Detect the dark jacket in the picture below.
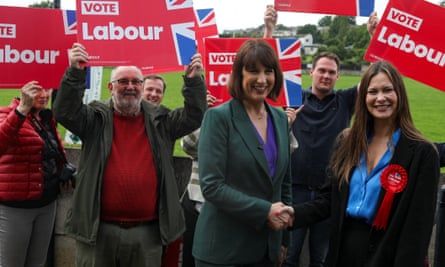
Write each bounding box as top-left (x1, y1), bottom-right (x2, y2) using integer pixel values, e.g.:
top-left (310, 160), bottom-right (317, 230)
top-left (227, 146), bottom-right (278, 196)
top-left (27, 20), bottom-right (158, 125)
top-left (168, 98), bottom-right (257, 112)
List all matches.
top-left (292, 133), bottom-right (439, 267)
top-left (193, 99), bottom-right (292, 264)
top-left (435, 142), bottom-right (445, 167)
top-left (53, 67), bottom-right (207, 245)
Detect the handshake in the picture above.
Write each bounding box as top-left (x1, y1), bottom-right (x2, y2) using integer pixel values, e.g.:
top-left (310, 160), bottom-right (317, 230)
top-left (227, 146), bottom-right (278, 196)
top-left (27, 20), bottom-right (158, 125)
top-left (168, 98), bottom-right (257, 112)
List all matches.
top-left (267, 202), bottom-right (294, 230)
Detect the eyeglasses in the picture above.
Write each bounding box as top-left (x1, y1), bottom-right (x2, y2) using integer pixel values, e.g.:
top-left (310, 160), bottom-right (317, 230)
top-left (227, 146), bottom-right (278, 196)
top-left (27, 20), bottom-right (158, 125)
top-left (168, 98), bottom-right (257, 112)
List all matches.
top-left (111, 78), bottom-right (143, 86)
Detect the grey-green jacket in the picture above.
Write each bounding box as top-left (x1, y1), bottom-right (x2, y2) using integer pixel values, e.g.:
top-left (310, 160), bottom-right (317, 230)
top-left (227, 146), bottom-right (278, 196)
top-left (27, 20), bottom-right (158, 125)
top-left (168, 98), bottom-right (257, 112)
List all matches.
top-left (53, 67), bottom-right (207, 245)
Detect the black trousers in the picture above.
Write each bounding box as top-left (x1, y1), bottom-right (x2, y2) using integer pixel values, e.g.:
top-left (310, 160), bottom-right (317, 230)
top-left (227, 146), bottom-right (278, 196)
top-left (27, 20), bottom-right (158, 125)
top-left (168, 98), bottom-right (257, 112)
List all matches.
top-left (182, 193), bottom-right (200, 267)
top-left (337, 217), bottom-right (374, 267)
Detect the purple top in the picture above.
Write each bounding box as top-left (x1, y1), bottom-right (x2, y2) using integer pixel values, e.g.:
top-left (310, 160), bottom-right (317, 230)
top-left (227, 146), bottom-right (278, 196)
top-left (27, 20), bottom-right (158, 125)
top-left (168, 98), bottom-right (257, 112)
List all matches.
top-left (254, 113), bottom-right (277, 177)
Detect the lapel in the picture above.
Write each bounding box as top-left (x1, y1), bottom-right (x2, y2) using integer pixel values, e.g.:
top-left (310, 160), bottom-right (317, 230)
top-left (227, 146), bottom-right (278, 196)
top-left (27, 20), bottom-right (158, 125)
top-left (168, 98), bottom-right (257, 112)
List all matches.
top-left (268, 106), bottom-right (288, 181)
top-left (230, 99), bottom-right (289, 181)
top-left (375, 133), bottom-right (415, 204)
top-left (230, 99), bottom-right (270, 178)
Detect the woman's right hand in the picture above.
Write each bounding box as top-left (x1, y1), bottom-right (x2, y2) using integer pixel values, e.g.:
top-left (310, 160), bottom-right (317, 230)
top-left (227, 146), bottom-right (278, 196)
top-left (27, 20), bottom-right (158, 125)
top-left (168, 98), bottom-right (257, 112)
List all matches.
top-left (17, 81), bottom-right (41, 115)
top-left (267, 202), bottom-right (294, 230)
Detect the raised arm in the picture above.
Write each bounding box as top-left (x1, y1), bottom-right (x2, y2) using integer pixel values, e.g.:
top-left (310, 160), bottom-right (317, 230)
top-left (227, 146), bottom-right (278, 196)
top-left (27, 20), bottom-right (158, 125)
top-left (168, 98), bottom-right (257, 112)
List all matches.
top-left (263, 5), bottom-right (277, 38)
top-left (367, 11), bottom-right (379, 38)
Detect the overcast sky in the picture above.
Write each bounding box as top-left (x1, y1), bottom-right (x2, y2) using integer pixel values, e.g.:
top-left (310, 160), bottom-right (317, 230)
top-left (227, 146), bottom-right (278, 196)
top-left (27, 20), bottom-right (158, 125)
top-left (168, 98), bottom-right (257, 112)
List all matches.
top-left (0, 0), bottom-right (439, 32)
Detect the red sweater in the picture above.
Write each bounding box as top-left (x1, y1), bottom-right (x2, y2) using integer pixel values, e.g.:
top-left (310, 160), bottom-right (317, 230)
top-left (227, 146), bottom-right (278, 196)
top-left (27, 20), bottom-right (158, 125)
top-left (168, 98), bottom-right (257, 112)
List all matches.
top-left (101, 112), bottom-right (159, 222)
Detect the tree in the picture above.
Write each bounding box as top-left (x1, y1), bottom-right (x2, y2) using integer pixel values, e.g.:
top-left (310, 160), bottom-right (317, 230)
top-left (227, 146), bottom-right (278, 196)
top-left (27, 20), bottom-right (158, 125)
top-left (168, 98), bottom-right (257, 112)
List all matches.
top-left (298, 24), bottom-right (323, 43)
top-left (327, 16), bottom-right (352, 39)
top-left (318, 16), bottom-right (332, 27)
top-left (440, 0), bottom-right (445, 7)
top-left (29, 0), bottom-right (54, 8)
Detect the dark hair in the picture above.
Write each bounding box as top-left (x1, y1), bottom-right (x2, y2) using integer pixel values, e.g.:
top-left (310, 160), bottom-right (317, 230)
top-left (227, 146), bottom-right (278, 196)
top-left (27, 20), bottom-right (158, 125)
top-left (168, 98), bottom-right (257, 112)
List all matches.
top-left (143, 74), bottom-right (167, 93)
top-left (312, 51), bottom-right (341, 71)
top-left (329, 61), bottom-right (427, 184)
top-left (228, 39), bottom-right (283, 101)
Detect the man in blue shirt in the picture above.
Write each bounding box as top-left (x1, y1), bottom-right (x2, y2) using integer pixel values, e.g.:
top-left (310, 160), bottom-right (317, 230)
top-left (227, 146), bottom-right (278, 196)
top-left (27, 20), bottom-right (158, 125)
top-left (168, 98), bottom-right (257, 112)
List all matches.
top-left (285, 51), bottom-right (357, 267)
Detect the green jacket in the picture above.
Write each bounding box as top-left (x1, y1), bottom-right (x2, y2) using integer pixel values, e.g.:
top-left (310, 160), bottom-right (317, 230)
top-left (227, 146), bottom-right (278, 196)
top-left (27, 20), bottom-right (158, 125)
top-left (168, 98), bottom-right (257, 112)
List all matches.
top-left (53, 67), bottom-right (207, 245)
top-left (193, 99), bottom-right (292, 264)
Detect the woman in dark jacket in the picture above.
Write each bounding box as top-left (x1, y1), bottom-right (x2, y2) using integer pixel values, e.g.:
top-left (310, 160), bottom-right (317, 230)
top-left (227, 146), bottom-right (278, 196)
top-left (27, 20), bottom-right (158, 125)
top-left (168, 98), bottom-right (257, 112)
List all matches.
top-left (288, 61), bottom-right (439, 267)
top-left (0, 81), bottom-right (68, 266)
top-left (193, 39), bottom-right (292, 267)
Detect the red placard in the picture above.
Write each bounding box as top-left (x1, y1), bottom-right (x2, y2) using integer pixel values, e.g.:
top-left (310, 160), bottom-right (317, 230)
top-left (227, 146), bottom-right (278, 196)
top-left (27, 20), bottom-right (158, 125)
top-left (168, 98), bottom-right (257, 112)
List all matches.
top-left (142, 7), bottom-right (219, 75)
top-left (0, 6), bottom-right (76, 89)
top-left (364, 0), bottom-right (445, 92)
top-left (205, 38), bottom-right (302, 108)
top-left (274, 0), bottom-right (374, 16)
top-left (77, 0), bottom-right (196, 70)
top-left (194, 8), bottom-right (218, 67)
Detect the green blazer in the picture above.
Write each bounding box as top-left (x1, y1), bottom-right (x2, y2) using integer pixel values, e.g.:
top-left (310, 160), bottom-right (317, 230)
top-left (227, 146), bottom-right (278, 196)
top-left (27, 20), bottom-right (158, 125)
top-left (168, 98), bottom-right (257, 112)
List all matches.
top-left (193, 99), bottom-right (292, 265)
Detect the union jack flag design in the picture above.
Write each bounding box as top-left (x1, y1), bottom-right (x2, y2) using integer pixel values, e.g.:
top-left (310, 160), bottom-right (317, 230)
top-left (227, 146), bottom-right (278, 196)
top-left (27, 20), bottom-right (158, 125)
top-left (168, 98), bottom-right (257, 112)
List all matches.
top-left (275, 0), bottom-right (374, 17)
top-left (194, 8), bottom-right (219, 65)
top-left (357, 0), bottom-right (375, 16)
top-left (195, 8), bottom-right (216, 28)
top-left (62, 10), bottom-right (76, 35)
top-left (275, 38), bottom-right (302, 107)
top-left (204, 38), bottom-right (301, 107)
top-left (144, 7), bottom-right (216, 74)
top-left (171, 22), bottom-right (196, 66)
top-left (166, 0), bottom-right (193, 10)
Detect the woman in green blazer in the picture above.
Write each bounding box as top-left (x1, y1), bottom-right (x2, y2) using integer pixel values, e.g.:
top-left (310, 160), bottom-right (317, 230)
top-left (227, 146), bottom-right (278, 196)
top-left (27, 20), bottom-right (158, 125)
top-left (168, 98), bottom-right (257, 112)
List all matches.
top-left (192, 39), bottom-right (292, 266)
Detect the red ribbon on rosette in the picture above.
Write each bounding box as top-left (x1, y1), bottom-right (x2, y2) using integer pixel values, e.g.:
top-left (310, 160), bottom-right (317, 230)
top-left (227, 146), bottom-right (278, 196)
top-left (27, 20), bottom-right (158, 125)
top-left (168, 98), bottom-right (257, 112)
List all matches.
top-left (372, 164), bottom-right (408, 230)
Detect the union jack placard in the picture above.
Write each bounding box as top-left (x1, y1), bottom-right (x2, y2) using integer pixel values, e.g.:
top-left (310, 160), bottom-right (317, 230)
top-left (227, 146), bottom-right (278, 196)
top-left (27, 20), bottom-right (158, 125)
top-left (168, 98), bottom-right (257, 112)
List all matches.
top-left (76, 0), bottom-right (196, 69)
top-left (204, 38), bottom-right (302, 107)
top-left (275, 0), bottom-right (374, 16)
top-left (142, 7), bottom-right (219, 75)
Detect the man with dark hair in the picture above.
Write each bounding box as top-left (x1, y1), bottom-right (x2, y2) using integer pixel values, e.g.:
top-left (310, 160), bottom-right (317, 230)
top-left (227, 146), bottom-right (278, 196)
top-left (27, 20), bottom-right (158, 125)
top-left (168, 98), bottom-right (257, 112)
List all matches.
top-left (143, 74), bottom-right (167, 106)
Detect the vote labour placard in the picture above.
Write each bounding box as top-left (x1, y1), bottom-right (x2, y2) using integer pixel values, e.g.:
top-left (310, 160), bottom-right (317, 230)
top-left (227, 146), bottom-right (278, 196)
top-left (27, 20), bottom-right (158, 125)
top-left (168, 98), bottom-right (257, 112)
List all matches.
top-left (364, 0), bottom-right (445, 92)
top-left (274, 0), bottom-right (374, 16)
top-left (77, 0), bottom-right (196, 69)
top-left (142, 7), bottom-right (219, 75)
top-left (204, 38), bottom-right (302, 107)
top-left (0, 6), bottom-right (76, 89)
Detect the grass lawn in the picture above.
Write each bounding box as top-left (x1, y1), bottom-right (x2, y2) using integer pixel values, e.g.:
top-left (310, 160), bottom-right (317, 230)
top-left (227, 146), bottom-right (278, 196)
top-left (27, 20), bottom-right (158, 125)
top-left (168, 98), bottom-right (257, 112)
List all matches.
top-left (1, 69), bottom-right (444, 161)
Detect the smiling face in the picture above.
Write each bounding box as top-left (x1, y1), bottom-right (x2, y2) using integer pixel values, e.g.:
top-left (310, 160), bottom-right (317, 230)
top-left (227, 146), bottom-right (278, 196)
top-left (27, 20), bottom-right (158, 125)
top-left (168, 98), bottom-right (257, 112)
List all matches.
top-left (143, 78), bottom-right (165, 105)
top-left (366, 72), bottom-right (398, 124)
top-left (228, 39), bottom-right (283, 102)
top-left (108, 66), bottom-right (143, 112)
top-left (241, 63), bottom-right (275, 105)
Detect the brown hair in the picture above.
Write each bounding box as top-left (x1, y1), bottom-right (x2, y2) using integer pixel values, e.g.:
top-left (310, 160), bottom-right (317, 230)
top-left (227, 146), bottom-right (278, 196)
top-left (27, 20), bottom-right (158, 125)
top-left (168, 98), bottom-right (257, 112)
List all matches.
top-left (329, 61), bottom-right (428, 185)
top-left (312, 51), bottom-right (341, 71)
top-left (143, 74), bottom-right (167, 93)
top-left (227, 39), bottom-right (283, 101)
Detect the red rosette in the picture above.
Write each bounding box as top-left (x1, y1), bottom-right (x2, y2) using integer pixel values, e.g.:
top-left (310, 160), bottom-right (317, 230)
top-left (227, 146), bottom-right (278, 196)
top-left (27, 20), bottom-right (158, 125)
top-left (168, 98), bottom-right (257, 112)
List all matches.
top-left (372, 164), bottom-right (408, 230)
